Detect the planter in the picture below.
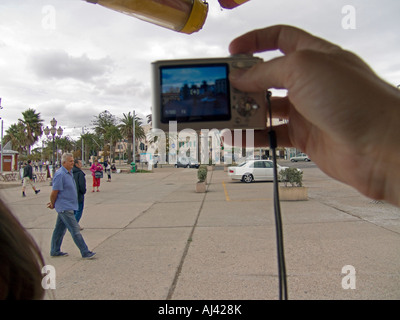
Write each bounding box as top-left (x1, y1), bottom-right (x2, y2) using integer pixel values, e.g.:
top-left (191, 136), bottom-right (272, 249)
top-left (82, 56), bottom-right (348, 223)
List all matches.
top-left (279, 186), bottom-right (308, 201)
top-left (208, 165), bottom-right (215, 171)
top-left (195, 181), bottom-right (206, 193)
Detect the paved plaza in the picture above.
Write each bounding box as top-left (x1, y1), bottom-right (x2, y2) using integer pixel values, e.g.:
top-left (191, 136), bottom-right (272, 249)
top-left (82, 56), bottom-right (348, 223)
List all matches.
top-left (1, 162), bottom-right (399, 300)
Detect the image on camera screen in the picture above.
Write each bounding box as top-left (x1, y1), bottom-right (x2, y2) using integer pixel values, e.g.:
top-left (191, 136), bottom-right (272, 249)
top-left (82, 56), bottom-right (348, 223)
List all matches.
top-left (160, 64), bottom-right (231, 123)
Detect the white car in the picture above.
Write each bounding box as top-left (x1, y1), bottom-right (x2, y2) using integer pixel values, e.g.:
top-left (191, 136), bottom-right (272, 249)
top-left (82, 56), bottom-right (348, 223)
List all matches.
top-left (227, 160), bottom-right (289, 183)
top-left (290, 153), bottom-right (310, 162)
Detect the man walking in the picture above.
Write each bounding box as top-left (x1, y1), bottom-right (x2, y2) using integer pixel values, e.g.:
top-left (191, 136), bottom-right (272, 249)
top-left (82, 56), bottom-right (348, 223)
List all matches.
top-left (72, 159), bottom-right (86, 229)
top-left (47, 153), bottom-right (95, 259)
top-left (22, 159), bottom-right (40, 197)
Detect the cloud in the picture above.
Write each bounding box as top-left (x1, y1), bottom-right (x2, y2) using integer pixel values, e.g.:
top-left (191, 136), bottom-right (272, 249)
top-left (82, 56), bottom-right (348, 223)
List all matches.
top-left (29, 49), bottom-right (114, 82)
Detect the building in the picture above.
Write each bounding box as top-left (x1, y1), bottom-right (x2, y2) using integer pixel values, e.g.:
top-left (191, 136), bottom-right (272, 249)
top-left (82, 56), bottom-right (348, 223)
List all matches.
top-left (0, 141), bottom-right (19, 171)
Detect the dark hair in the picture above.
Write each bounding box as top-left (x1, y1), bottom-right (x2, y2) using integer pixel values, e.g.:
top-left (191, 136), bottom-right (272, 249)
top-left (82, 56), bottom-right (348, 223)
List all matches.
top-left (0, 198), bottom-right (45, 299)
top-left (74, 159), bottom-right (81, 165)
top-left (27, 160), bottom-right (31, 164)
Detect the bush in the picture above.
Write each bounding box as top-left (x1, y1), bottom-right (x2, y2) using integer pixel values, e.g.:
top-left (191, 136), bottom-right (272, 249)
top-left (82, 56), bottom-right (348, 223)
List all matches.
top-left (197, 165), bottom-right (208, 182)
top-left (279, 167), bottom-right (303, 187)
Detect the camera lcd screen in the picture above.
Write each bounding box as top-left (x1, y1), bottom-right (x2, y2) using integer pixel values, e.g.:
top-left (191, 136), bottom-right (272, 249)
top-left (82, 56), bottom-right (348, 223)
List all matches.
top-left (159, 64), bottom-right (231, 123)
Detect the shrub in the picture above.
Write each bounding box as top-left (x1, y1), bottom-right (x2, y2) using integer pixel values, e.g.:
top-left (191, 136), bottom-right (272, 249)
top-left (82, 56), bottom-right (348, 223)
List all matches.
top-left (197, 165), bottom-right (208, 182)
top-left (279, 167), bottom-right (303, 187)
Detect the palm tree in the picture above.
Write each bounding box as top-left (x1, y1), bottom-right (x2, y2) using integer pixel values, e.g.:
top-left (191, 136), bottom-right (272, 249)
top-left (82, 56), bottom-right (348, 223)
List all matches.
top-left (105, 125), bottom-right (122, 162)
top-left (119, 112), bottom-right (134, 163)
top-left (19, 108), bottom-right (44, 155)
top-left (55, 136), bottom-right (75, 154)
top-left (4, 123), bottom-right (26, 154)
top-left (79, 132), bottom-right (102, 164)
top-left (119, 112), bottom-right (145, 163)
top-left (92, 110), bottom-right (119, 160)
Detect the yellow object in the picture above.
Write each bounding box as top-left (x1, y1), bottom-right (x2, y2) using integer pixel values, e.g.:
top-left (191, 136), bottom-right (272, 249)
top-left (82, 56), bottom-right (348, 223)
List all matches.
top-left (85, 0), bottom-right (208, 34)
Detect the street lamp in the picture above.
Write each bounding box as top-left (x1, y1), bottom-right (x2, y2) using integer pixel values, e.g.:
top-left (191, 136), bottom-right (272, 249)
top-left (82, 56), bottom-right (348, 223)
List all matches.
top-left (43, 117), bottom-right (63, 185)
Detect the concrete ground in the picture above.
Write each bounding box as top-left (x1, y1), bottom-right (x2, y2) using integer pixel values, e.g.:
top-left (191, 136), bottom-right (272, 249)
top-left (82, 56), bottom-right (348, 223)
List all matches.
top-left (1, 162), bottom-right (399, 300)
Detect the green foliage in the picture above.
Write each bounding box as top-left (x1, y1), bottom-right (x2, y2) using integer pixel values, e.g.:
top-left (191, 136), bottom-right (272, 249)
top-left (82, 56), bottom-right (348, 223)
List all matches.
top-left (197, 165), bottom-right (208, 182)
top-left (279, 167), bottom-right (303, 187)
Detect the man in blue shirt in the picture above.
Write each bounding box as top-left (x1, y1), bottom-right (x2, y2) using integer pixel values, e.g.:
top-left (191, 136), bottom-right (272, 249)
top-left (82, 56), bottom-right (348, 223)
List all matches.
top-left (47, 153), bottom-right (95, 259)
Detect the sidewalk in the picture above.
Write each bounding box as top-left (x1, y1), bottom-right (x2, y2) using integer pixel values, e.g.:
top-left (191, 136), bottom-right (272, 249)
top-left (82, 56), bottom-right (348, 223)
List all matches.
top-left (1, 164), bottom-right (399, 300)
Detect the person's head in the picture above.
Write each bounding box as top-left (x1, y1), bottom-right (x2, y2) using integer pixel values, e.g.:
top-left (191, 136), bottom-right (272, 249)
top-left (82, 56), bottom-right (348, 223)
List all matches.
top-left (0, 197), bottom-right (45, 299)
top-left (27, 160), bottom-right (31, 164)
top-left (61, 153), bottom-right (74, 171)
top-left (94, 158), bottom-right (98, 164)
top-left (74, 159), bottom-right (82, 169)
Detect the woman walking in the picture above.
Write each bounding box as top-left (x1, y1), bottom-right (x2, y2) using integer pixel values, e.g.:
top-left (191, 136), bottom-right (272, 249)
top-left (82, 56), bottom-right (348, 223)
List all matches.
top-left (90, 158), bottom-right (103, 192)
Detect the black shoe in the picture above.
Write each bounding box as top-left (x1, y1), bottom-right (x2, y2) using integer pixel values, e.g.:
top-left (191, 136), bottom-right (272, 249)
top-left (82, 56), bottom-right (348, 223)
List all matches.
top-left (35, 190), bottom-right (40, 194)
top-left (82, 251), bottom-right (96, 259)
top-left (51, 252), bottom-right (69, 257)
top-left (22, 192), bottom-right (26, 197)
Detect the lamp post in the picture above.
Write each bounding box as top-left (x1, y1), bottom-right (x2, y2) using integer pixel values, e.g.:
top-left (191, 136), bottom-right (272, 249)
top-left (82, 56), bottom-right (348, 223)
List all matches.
top-left (43, 117), bottom-right (63, 185)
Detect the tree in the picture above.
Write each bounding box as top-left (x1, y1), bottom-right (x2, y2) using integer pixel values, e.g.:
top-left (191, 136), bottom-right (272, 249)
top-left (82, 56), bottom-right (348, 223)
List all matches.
top-left (119, 112), bottom-right (145, 163)
top-left (105, 125), bottom-right (122, 162)
top-left (118, 112), bottom-right (134, 163)
top-left (4, 123), bottom-right (26, 154)
top-left (19, 108), bottom-right (44, 155)
top-left (92, 110), bottom-right (121, 162)
top-left (79, 132), bottom-right (102, 164)
top-left (55, 136), bottom-right (75, 155)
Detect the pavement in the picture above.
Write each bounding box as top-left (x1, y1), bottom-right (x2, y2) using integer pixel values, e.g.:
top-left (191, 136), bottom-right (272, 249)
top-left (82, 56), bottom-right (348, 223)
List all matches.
top-left (1, 162), bottom-right (400, 300)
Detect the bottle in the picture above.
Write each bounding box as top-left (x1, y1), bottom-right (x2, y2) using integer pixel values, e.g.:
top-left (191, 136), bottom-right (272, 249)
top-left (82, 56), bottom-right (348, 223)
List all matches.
top-left (84, 0), bottom-right (208, 34)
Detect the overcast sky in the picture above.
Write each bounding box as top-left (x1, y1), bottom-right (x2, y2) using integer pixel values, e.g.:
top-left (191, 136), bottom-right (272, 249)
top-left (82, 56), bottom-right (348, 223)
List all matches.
top-left (0, 0), bottom-right (399, 142)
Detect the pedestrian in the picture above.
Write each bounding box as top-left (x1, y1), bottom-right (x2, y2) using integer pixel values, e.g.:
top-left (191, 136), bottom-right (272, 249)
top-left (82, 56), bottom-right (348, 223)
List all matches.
top-left (72, 159), bottom-right (86, 230)
top-left (90, 158), bottom-right (103, 192)
top-left (105, 162), bottom-right (111, 182)
top-left (228, 25), bottom-right (400, 207)
top-left (22, 160), bottom-right (40, 197)
top-left (47, 153), bottom-right (95, 259)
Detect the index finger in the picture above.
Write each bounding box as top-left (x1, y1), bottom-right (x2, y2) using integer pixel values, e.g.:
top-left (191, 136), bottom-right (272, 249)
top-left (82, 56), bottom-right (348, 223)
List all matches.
top-left (229, 25), bottom-right (341, 55)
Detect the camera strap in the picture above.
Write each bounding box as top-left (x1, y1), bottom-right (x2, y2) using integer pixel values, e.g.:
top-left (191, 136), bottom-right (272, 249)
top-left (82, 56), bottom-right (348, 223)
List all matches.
top-left (267, 91), bottom-right (288, 300)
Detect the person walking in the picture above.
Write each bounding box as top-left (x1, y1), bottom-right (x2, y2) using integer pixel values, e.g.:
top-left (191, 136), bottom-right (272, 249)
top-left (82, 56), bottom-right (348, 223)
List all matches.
top-left (105, 161), bottom-right (112, 182)
top-left (47, 153), bottom-right (95, 259)
top-left (89, 158), bottom-right (103, 192)
top-left (22, 160), bottom-right (40, 197)
top-left (72, 159), bottom-right (86, 230)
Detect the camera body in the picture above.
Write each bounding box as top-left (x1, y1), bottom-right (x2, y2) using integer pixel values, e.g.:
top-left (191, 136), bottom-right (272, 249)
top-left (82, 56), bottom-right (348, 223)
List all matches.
top-left (152, 55), bottom-right (266, 131)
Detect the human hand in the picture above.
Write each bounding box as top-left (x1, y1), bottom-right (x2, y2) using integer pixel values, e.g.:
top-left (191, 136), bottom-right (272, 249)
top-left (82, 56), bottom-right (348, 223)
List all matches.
top-left (47, 202), bottom-right (54, 209)
top-left (229, 25), bottom-right (400, 206)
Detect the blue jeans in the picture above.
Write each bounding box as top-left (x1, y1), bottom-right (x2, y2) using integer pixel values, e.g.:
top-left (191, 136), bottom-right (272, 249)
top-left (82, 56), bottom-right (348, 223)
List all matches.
top-left (51, 210), bottom-right (90, 257)
top-left (74, 201), bottom-right (84, 223)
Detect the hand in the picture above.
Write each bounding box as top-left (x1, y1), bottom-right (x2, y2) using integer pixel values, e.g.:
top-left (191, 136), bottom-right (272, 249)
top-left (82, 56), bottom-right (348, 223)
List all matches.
top-left (229, 25), bottom-right (400, 206)
top-left (47, 202), bottom-right (54, 209)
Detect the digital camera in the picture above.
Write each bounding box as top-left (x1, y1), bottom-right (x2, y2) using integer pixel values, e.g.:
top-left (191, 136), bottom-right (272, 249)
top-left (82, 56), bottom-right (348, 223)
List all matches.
top-left (151, 55), bottom-right (267, 131)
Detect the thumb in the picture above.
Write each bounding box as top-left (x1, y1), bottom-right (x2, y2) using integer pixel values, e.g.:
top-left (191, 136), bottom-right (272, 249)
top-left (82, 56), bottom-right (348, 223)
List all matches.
top-left (229, 56), bottom-right (288, 92)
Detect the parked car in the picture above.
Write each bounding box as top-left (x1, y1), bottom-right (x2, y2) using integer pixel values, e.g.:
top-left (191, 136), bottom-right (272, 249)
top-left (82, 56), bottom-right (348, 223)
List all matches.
top-left (175, 157), bottom-right (200, 168)
top-left (290, 153), bottom-right (310, 162)
top-left (227, 160), bottom-right (289, 183)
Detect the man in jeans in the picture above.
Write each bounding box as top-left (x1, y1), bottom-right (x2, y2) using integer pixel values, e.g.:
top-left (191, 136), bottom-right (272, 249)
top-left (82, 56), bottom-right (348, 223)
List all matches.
top-left (47, 153), bottom-right (96, 259)
top-left (22, 159), bottom-right (40, 197)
